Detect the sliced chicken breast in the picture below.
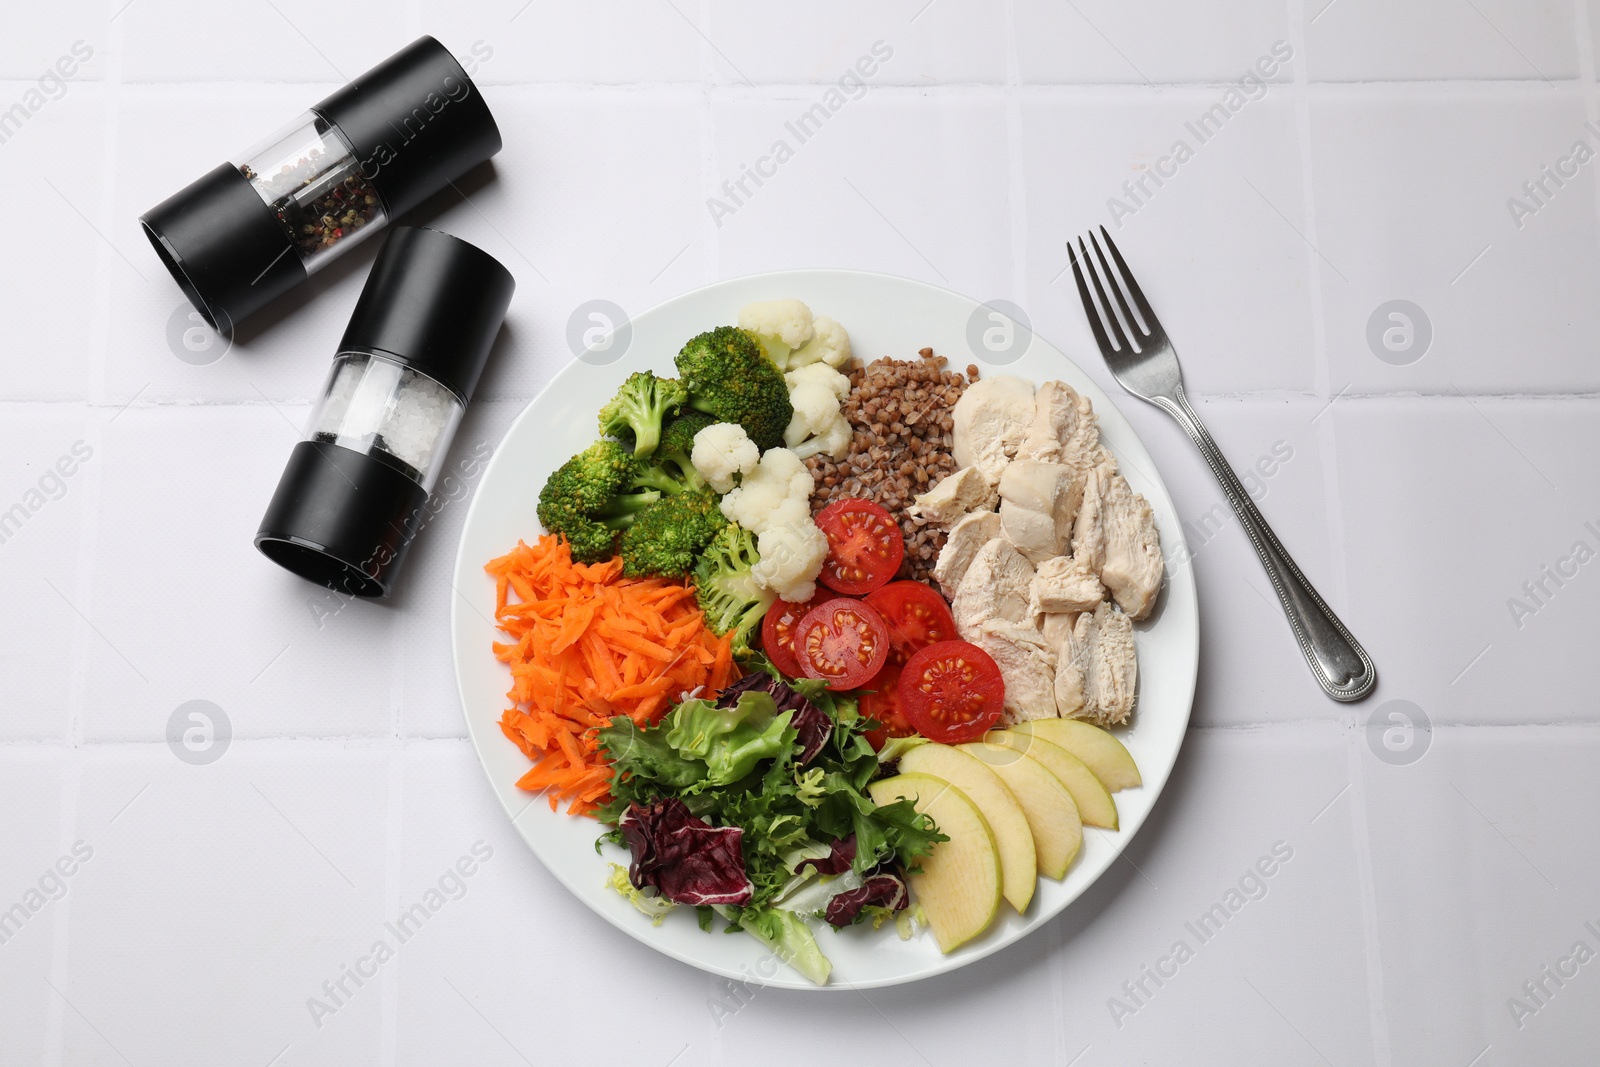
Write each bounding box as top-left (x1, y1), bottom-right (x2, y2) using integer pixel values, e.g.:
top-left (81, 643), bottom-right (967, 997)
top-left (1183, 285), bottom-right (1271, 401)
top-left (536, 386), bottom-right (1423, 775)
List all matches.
top-left (998, 459), bottom-right (1081, 564)
top-left (1071, 460), bottom-right (1109, 574)
top-left (951, 376), bottom-right (1035, 484)
top-left (908, 465), bottom-right (998, 527)
top-left (968, 619), bottom-right (1058, 725)
top-left (1053, 602), bottom-right (1136, 727)
top-left (1016, 380), bottom-right (1081, 463)
top-left (932, 509), bottom-right (1002, 598)
top-left (951, 537), bottom-right (1035, 635)
top-left (1097, 471), bottom-right (1164, 621)
top-left (1041, 611), bottom-right (1086, 716)
top-left (1029, 555), bottom-right (1106, 615)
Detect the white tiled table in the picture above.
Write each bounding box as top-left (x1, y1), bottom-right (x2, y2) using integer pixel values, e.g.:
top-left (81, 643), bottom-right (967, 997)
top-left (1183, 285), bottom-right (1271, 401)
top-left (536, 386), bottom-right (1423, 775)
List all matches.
top-left (2, 3), bottom-right (1597, 1064)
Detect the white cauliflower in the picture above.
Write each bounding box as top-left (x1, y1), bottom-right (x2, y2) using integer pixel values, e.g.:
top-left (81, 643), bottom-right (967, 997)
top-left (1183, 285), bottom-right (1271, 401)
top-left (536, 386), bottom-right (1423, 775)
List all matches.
top-left (719, 447), bottom-right (814, 535)
top-left (751, 522), bottom-right (829, 603)
top-left (739, 299), bottom-right (815, 369)
top-left (786, 316), bottom-right (852, 369)
top-left (783, 362), bottom-right (853, 460)
top-left (691, 421), bottom-right (759, 494)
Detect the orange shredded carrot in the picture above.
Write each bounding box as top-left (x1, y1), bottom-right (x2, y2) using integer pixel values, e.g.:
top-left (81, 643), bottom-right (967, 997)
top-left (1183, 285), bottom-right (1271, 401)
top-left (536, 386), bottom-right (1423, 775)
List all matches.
top-left (486, 534), bottom-right (739, 817)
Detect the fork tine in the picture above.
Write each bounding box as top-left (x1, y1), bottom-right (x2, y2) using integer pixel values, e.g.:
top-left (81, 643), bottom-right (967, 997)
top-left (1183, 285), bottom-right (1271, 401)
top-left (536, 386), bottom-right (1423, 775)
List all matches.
top-left (1076, 236), bottom-right (1132, 353)
top-left (1097, 225), bottom-right (1158, 336)
top-left (1068, 240), bottom-right (1118, 356)
top-left (1087, 230), bottom-right (1143, 344)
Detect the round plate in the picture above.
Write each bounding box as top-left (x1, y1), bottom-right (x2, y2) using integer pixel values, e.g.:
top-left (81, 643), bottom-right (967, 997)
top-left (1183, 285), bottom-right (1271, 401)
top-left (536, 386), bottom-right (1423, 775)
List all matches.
top-left (451, 269), bottom-right (1197, 990)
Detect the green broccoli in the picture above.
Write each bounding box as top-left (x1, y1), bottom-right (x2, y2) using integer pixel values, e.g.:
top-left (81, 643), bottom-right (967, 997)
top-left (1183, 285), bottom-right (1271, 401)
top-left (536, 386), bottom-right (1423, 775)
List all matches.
top-left (675, 326), bottom-right (793, 452)
top-left (618, 487), bottom-right (728, 578)
top-left (537, 440), bottom-right (663, 562)
top-left (597, 371), bottom-right (688, 458)
top-left (692, 523), bottom-right (778, 658)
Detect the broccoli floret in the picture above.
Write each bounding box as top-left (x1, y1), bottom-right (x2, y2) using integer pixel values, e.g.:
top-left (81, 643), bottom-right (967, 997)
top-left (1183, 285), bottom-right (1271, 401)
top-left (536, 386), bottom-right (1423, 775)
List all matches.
top-left (675, 326), bottom-right (794, 452)
top-left (619, 487), bottom-right (728, 578)
top-left (692, 523), bottom-right (778, 658)
top-left (537, 440), bottom-right (663, 562)
top-left (656, 411), bottom-right (716, 492)
top-left (597, 371), bottom-right (688, 458)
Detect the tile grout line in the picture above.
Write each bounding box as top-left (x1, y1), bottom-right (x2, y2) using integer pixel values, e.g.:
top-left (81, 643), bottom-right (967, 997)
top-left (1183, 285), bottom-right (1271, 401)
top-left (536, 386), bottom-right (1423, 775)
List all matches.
top-left (1574, 0), bottom-right (1600, 286)
top-left (42, 759), bottom-right (83, 1067)
top-left (1287, 4), bottom-right (1392, 1065)
top-left (379, 750), bottom-right (404, 1067)
top-left (1002, 0), bottom-right (1030, 319)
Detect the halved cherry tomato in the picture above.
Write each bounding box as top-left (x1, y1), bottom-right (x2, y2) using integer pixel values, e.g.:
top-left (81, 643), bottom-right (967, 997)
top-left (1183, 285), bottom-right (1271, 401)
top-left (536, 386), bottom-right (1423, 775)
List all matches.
top-left (898, 640), bottom-right (1006, 744)
top-left (815, 498), bottom-right (904, 596)
top-left (864, 581), bottom-right (957, 667)
top-left (760, 593), bottom-right (825, 678)
top-left (794, 597), bottom-right (890, 691)
top-left (860, 665), bottom-right (911, 751)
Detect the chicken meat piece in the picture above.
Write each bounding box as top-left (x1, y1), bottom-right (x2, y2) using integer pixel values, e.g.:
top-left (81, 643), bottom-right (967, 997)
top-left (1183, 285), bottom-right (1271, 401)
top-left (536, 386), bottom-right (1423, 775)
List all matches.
top-left (951, 537), bottom-right (1035, 634)
top-left (1071, 460), bottom-right (1109, 574)
top-left (1041, 611), bottom-right (1085, 716)
top-left (1030, 555), bottom-right (1106, 615)
top-left (968, 618), bottom-right (1058, 725)
top-left (1016, 380), bottom-right (1081, 463)
top-left (997, 459), bottom-right (1082, 564)
top-left (1090, 470), bottom-right (1163, 620)
top-left (951, 376), bottom-right (1035, 484)
top-left (932, 509), bottom-right (1002, 598)
top-left (908, 465), bottom-right (998, 527)
top-left (1051, 602), bottom-right (1136, 727)
top-left (1058, 389), bottom-right (1115, 480)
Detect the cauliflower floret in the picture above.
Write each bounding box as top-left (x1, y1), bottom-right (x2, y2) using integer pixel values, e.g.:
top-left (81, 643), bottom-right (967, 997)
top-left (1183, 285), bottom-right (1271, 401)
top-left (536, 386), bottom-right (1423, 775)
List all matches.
top-left (786, 316), bottom-right (852, 369)
top-left (783, 363), bottom-right (852, 460)
top-left (739, 299), bottom-right (815, 369)
top-left (691, 422), bottom-right (760, 494)
top-left (719, 447), bottom-right (814, 535)
top-left (751, 521), bottom-right (829, 602)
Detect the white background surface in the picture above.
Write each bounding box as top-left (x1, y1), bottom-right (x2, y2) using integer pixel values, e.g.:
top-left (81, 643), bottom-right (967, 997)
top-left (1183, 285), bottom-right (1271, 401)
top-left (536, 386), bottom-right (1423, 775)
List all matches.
top-left (0, 1), bottom-right (1596, 1064)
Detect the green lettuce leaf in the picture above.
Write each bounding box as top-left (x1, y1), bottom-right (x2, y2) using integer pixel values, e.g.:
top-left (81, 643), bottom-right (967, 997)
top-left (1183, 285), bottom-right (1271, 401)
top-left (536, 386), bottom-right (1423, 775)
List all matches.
top-left (665, 691), bottom-right (796, 786)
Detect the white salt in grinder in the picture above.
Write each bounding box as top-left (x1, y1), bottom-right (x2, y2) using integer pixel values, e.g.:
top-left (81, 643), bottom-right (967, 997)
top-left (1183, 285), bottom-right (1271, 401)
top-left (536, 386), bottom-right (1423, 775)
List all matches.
top-left (255, 225), bottom-right (513, 597)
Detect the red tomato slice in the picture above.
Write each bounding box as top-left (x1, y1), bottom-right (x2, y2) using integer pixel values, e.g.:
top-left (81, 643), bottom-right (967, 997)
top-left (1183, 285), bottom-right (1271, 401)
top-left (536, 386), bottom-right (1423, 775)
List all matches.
top-left (815, 498), bottom-right (905, 596)
top-left (859, 665), bottom-right (911, 751)
top-left (760, 593), bottom-right (824, 678)
top-left (864, 581), bottom-right (957, 667)
top-left (899, 640), bottom-right (1006, 744)
top-left (794, 597), bottom-right (891, 692)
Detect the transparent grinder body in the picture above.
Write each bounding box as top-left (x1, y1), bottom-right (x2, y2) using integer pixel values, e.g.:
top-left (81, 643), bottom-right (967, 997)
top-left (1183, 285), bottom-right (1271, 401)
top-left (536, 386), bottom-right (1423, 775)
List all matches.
top-left (306, 352), bottom-right (464, 493)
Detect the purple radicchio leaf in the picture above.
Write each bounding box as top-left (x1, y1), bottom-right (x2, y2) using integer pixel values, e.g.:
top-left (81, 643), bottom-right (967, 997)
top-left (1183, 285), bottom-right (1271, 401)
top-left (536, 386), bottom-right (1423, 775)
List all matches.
top-left (795, 835), bottom-right (857, 877)
top-left (619, 797), bottom-right (753, 907)
top-left (823, 866), bottom-right (909, 928)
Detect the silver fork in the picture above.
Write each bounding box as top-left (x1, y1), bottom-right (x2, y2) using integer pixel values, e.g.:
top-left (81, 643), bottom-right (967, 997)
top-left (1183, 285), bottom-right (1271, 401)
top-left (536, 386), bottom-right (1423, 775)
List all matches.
top-left (1069, 226), bottom-right (1376, 702)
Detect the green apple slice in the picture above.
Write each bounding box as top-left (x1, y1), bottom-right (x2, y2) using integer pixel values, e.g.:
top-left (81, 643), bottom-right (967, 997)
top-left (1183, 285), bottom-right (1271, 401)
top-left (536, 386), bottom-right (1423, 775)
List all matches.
top-left (956, 742), bottom-right (1082, 879)
top-left (983, 730), bottom-right (1119, 830)
top-left (898, 744), bottom-right (1038, 914)
top-left (867, 773), bottom-right (1001, 953)
top-left (1011, 719), bottom-right (1141, 793)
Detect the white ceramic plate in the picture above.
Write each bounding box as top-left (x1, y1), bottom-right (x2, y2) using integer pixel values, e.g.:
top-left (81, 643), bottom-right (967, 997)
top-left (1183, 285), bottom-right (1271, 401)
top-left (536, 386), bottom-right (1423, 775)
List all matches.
top-left (451, 269), bottom-right (1198, 990)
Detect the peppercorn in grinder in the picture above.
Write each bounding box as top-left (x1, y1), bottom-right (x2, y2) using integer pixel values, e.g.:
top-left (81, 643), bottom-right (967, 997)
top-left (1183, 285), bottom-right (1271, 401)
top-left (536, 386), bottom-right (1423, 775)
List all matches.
top-left (140, 36), bottom-right (500, 335)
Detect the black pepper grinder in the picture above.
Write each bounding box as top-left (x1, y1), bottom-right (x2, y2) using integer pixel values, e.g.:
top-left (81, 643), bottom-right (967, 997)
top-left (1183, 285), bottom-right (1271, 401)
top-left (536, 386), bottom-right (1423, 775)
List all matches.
top-left (255, 226), bottom-right (514, 598)
top-left (141, 36), bottom-right (501, 335)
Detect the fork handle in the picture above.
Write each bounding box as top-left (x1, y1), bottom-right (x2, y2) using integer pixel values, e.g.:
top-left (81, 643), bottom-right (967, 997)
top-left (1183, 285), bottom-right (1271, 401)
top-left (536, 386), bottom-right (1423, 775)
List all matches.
top-left (1157, 387), bottom-right (1377, 702)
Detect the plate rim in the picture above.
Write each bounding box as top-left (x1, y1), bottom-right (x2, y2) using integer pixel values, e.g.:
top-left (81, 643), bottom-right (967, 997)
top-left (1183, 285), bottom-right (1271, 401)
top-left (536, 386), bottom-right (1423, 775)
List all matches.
top-left (451, 266), bottom-right (1198, 990)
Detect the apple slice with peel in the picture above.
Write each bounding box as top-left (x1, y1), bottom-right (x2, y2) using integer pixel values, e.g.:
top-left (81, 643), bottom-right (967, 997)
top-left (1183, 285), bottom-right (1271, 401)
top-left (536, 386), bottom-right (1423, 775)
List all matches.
top-left (867, 773), bottom-right (1001, 953)
top-left (1011, 719), bottom-right (1141, 793)
top-left (957, 742), bottom-right (1082, 879)
top-left (983, 730), bottom-right (1119, 830)
top-left (899, 744), bottom-right (1038, 914)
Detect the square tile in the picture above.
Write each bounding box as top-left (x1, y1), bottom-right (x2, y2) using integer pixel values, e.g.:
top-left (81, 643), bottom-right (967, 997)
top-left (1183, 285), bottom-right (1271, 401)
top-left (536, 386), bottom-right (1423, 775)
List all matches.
top-left (0, 753), bottom-right (69, 1067)
top-left (1330, 397), bottom-right (1600, 724)
top-left (1020, 91), bottom-right (1319, 395)
top-left (1308, 88), bottom-right (1600, 394)
top-left (710, 94), bottom-right (1011, 298)
top-left (1361, 725), bottom-right (1600, 1064)
top-left (1015, 0), bottom-right (1293, 84)
top-left (1305, 0), bottom-right (1579, 82)
top-left (81, 405), bottom-right (400, 741)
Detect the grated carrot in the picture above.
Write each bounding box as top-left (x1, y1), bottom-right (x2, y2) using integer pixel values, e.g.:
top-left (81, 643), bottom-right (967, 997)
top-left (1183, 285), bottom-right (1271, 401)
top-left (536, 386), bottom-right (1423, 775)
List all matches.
top-left (486, 534), bottom-right (738, 816)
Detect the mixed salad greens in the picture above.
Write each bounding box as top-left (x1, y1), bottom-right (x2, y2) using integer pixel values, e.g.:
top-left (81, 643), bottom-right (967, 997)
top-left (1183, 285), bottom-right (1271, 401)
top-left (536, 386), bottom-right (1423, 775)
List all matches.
top-left (596, 662), bottom-right (939, 985)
